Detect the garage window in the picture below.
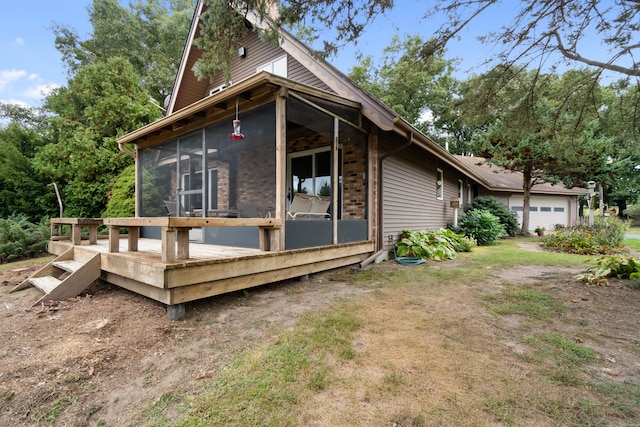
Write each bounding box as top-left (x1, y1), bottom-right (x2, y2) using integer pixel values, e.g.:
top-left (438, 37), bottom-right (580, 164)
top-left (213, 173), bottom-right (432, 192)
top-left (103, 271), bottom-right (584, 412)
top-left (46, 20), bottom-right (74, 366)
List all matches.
top-left (512, 206), bottom-right (523, 212)
top-left (541, 207), bottom-right (552, 212)
top-left (554, 207), bottom-right (565, 212)
top-left (530, 207), bottom-right (538, 212)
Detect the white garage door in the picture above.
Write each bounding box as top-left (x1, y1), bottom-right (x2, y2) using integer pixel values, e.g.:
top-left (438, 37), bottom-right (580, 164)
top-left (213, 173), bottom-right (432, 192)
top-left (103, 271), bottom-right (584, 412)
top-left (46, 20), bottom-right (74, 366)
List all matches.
top-left (509, 195), bottom-right (570, 231)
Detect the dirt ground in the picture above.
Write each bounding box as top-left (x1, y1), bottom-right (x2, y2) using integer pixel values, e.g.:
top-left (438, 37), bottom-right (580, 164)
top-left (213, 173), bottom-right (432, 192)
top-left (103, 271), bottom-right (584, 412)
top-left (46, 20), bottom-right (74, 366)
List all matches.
top-left (0, 245), bottom-right (639, 426)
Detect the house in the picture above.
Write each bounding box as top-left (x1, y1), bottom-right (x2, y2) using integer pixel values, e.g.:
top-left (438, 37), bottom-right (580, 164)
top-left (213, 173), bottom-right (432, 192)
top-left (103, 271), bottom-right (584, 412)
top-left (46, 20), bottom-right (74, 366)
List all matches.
top-left (16, 1), bottom-right (565, 319)
top-left (454, 155), bottom-right (586, 230)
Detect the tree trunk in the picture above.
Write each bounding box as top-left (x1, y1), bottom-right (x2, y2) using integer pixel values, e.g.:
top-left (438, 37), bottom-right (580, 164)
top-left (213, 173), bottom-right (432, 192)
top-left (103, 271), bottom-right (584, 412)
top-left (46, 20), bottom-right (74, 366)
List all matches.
top-left (521, 164), bottom-right (533, 235)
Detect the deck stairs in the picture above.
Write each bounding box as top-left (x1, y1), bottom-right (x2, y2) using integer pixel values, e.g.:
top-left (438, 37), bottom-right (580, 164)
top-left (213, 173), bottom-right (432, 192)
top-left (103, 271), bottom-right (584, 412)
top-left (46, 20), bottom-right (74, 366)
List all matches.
top-left (11, 247), bottom-right (101, 306)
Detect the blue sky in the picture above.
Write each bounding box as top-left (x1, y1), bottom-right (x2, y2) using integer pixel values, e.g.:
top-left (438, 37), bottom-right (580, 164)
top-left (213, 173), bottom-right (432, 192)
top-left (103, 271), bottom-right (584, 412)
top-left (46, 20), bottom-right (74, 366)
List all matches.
top-left (0, 1), bottom-right (94, 107)
top-left (0, 0), bottom-right (617, 109)
top-left (0, 0), bottom-right (500, 109)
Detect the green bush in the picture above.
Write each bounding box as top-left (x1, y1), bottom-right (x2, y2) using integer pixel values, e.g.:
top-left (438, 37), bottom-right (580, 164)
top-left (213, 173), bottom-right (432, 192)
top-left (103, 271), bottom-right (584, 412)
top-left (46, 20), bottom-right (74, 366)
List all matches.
top-left (396, 228), bottom-right (475, 261)
top-left (456, 209), bottom-right (506, 246)
top-left (469, 196), bottom-right (520, 236)
top-left (542, 216), bottom-right (629, 255)
top-left (575, 254), bottom-right (640, 285)
top-left (0, 214), bottom-right (50, 263)
top-left (103, 164), bottom-right (136, 218)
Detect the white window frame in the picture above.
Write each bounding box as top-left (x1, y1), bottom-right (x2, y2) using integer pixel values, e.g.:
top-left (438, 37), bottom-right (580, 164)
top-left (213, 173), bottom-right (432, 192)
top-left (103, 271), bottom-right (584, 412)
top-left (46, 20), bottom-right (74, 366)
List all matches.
top-left (458, 179), bottom-right (464, 202)
top-left (257, 55), bottom-right (287, 78)
top-left (436, 168), bottom-right (444, 200)
top-left (209, 82), bottom-right (230, 96)
top-left (467, 183), bottom-right (472, 204)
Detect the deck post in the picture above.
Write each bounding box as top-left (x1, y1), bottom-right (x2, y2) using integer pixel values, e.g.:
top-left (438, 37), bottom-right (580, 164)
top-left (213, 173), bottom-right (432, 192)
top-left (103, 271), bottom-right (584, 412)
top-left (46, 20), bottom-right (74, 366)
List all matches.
top-left (72, 225), bottom-right (82, 245)
top-left (176, 228), bottom-right (190, 259)
top-left (167, 303), bottom-right (185, 321)
top-left (161, 227), bottom-right (177, 263)
top-left (108, 226), bottom-right (120, 253)
top-left (128, 227), bottom-right (140, 252)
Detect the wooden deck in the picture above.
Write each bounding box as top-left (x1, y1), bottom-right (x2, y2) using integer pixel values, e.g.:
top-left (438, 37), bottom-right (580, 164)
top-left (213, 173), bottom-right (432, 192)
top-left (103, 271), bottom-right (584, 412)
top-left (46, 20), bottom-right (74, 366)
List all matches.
top-left (47, 236), bottom-right (374, 306)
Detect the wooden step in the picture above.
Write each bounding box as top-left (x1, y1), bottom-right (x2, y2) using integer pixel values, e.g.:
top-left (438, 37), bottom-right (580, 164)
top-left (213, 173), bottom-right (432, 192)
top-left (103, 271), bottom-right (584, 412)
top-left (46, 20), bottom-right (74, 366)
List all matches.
top-left (52, 260), bottom-right (85, 273)
top-left (29, 276), bottom-right (62, 294)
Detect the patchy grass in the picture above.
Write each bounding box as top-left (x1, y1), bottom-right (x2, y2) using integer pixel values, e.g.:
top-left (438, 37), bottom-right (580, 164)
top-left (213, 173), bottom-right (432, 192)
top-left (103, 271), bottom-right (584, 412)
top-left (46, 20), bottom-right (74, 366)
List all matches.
top-left (483, 286), bottom-right (565, 320)
top-left (0, 255), bottom-right (53, 271)
top-left (169, 306), bottom-right (361, 427)
top-left (133, 237), bottom-right (638, 426)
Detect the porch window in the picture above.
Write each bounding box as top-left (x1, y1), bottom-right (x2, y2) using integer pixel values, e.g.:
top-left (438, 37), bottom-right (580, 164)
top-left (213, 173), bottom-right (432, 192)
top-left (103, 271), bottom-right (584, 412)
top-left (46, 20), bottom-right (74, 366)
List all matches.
top-left (436, 168), bottom-right (444, 200)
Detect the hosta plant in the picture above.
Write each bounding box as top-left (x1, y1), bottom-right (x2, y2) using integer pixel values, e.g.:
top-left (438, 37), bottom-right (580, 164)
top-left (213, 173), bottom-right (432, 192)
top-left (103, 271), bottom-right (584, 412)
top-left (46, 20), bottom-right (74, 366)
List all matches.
top-left (395, 229), bottom-right (475, 261)
top-left (574, 255), bottom-right (640, 286)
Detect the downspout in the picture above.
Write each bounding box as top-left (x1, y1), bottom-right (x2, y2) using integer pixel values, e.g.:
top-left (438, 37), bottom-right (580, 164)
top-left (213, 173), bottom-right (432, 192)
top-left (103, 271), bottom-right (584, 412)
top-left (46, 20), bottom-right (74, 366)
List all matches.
top-left (376, 130), bottom-right (414, 252)
top-left (118, 141), bottom-right (136, 158)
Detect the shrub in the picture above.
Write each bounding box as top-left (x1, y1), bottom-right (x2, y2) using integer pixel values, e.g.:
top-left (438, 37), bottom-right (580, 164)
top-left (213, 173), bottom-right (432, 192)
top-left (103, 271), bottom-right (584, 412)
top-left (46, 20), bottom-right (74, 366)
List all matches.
top-left (456, 209), bottom-right (506, 246)
top-left (469, 196), bottom-right (520, 236)
top-left (542, 216), bottom-right (629, 255)
top-left (575, 254), bottom-right (640, 285)
top-left (396, 228), bottom-right (475, 261)
top-left (0, 214), bottom-right (50, 263)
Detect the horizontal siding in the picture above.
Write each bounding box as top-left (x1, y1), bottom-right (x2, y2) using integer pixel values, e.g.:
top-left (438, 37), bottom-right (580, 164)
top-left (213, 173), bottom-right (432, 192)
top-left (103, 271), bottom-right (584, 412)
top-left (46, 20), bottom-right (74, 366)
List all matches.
top-left (288, 57), bottom-right (334, 92)
top-left (382, 144), bottom-right (464, 247)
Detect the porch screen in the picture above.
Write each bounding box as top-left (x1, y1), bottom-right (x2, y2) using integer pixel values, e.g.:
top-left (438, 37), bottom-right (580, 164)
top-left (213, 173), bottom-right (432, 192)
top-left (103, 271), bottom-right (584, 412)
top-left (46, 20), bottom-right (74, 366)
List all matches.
top-left (138, 103), bottom-right (276, 219)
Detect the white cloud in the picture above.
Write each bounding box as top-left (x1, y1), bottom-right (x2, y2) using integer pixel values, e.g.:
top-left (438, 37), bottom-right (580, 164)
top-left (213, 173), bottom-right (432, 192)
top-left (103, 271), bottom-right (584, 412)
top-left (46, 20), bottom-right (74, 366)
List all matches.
top-left (0, 69), bottom-right (27, 92)
top-left (22, 83), bottom-right (59, 99)
top-left (14, 37), bottom-right (24, 46)
top-left (0, 98), bottom-right (31, 108)
top-left (28, 73), bottom-right (39, 80)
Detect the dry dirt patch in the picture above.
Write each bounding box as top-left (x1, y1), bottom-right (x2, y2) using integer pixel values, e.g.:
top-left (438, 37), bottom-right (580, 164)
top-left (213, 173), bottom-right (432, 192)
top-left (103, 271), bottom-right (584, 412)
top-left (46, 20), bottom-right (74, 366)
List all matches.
top-left (0, 253), bottom-right (639, 426)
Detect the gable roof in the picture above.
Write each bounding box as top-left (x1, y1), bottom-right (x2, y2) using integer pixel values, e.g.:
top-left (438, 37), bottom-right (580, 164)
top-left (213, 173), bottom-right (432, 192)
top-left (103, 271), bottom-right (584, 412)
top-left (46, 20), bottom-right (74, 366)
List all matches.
top-left (454, 155), bottom-right (587, 196)
top-left (159, 1), bottom-right (493, 181)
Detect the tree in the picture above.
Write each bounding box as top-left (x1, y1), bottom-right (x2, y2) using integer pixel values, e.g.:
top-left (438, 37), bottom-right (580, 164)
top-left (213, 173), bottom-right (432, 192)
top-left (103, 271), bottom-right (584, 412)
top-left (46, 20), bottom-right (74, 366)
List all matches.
top-left (35, 57), bottom-right (161, 217)
top-left (0, 104), bottom-right (56, 220)
top-left (53, 0), bottom-right (194, 103)
top-left (0, 125), bottom-right (53, 220)
top-left (597, 80), bottom-right (640, 214)
top-left (425, 0), bottom-right (640, 78)
top-left (460, 66), bottom-right (612, 233)
top-left (348, 35), bottom-right (457, 138)
top-left (194, 0), bottom-right (393, 82)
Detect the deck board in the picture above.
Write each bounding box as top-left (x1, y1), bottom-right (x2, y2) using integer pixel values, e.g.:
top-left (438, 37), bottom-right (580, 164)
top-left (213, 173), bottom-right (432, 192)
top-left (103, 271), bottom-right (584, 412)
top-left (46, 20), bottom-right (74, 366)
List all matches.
top-left (47, 237), bottom-right (374, 305)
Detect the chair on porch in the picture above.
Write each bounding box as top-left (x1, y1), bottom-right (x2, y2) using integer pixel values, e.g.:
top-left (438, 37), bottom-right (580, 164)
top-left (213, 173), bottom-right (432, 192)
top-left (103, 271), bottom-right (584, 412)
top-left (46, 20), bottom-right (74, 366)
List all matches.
top-left (287, 194), bottom-right (330, 220)
top-left (164, 200), bottom-right (177, 216)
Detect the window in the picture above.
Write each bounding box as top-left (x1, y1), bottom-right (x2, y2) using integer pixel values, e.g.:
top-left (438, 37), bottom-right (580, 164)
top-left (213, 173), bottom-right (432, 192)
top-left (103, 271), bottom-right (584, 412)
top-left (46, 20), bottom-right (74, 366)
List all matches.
top-left (209, 83), bottom-right (230, 96)
top-left (458, 179), bottom-right (464, 202)
top-left (554, 207), bottom-right (565, 212)
top-left (257, 55), bottom-right (287, 78)
top-left (540, 207), bottom-right (552, 212)
top-left (436, 169), bottom-right (444, 200)
top-left (287, 146), bottom-right (343, 217)
top-left (467, 183), bottom-right (472, 204)
top-left (512, 206), bottom-right (524, 212)
top-left (530, 206), bottom-right (538, 212)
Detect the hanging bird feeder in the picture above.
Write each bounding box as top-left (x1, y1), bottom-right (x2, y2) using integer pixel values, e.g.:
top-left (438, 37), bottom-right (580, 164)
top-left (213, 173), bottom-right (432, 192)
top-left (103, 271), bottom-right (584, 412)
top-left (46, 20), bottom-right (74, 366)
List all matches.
top-left (228, 98), bottom-right (245, 140)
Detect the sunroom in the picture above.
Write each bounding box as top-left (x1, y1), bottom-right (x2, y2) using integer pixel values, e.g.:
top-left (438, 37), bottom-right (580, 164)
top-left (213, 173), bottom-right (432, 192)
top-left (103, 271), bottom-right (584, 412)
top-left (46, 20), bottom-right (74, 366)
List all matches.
top-left (126, 73), bottom-right (371, 251)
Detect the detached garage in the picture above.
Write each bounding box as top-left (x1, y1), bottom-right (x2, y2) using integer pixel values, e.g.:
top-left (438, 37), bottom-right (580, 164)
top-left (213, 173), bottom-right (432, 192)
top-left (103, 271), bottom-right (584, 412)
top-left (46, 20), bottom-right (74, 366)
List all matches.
top-left (454, 156), bottom-right (586, 231)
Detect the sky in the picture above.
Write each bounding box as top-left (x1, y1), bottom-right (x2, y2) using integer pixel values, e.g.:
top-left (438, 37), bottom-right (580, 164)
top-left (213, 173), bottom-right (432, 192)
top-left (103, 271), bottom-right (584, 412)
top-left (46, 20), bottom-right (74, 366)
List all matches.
top-left (0, 1), bottom-right (95, 108)
top-left (0, 0), bottom-right (619, 109)
top-left (0, 0), bottom-right (501, 109)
